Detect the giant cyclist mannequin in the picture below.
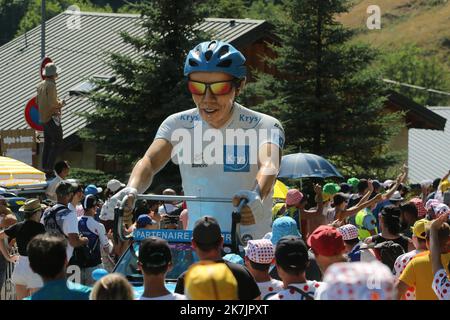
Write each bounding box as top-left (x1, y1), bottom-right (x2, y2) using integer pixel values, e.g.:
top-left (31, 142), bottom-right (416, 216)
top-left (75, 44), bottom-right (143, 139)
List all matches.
top-left (114, 40), bottom-right (285, 241)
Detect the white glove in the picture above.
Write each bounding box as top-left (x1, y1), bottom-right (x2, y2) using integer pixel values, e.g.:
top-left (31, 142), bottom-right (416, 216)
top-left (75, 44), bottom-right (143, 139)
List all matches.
top-left (233, 189), bottom-right (265, 224)
top-left (111, 186), bottom-right (138, 210)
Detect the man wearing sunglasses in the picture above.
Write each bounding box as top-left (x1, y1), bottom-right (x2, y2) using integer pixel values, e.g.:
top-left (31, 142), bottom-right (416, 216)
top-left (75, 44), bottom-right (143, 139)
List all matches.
top-left (114, 40), bottom-right (285, 242)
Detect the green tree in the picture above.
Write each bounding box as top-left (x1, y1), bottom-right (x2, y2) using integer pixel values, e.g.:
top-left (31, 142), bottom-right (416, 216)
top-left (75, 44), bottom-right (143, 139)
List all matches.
top-left (245, 0), bottom-right (286, 23)
top-left (200, 0), bottom-right (246, 18)
top-left (240, 0), bottom-right (403, 177)
top-left (380, 45), bottom-right (450, 106)
top-left (0, 0), bottom-right (30, 45)
top-left (82, 0), bottom-right (207, 177)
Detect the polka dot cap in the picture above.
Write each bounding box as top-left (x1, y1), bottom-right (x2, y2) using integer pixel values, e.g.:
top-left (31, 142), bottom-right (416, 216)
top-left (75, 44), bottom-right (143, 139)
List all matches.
top-left (338, 224), bottom-right (359, 241)
top-left (321, 261), bottom-right (396, 300)
top-left (409, 198), bottom-right (427, 218)
top-left (245, 239), bottom-right (275, 264)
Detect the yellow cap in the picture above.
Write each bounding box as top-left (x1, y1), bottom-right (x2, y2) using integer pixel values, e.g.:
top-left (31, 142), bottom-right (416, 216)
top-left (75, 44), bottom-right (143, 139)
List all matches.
top-left (411, 219), bottom-right (430, 240)
top-left (185, 261), bottom-right (238, 300)
top-left (441, 180), bottom-right (450, 192)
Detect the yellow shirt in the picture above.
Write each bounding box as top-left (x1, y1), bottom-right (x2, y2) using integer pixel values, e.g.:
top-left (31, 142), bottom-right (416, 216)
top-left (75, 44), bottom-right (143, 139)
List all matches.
top-left (399, 251), bottom-right (450, 300)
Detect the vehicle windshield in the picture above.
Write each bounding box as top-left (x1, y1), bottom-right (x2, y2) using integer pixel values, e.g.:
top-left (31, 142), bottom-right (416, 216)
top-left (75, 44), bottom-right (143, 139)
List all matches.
top-left (114, 241), bottom-right (199, 285)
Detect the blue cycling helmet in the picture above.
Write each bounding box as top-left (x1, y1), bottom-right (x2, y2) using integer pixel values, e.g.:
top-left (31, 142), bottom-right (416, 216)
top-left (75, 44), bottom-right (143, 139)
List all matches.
top-left (184, 40), bottom-right (246, 79)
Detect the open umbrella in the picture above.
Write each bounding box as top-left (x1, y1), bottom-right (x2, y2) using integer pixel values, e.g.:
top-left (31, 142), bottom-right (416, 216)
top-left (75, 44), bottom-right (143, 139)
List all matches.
top-left (0, 156), bottom-right (46, 187)
top-left (273, 180), bottom-right (288, 199)
top-left (278, 153), bottom-right (343, 179)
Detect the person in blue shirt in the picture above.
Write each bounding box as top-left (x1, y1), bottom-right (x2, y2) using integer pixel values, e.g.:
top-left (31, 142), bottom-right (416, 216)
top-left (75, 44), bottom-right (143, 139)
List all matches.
top-left (25, 233), bottom-right (91, 300)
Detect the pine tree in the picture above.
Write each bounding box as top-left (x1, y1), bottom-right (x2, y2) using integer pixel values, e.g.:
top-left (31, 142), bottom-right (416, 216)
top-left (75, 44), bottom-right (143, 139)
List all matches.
top-left (241, 0), bottom-right (403, 177)
top-left (82, 0), bottom-right (208, 175)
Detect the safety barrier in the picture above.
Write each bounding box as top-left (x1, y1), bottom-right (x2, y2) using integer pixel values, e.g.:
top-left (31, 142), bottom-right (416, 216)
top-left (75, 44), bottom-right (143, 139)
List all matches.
top-left (0, 246), bottom-right (18, 300)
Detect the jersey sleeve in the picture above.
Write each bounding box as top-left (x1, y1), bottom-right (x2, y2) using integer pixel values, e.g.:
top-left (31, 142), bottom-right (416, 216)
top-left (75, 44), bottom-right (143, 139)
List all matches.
top-left (398, 258), bottom-right (416, 288)
top-left (154, 114), bottom-right (179, 144)
top-left (258, 117), bottom-right (285, 150)
top-left (432, 269), bottom-right (450, 300)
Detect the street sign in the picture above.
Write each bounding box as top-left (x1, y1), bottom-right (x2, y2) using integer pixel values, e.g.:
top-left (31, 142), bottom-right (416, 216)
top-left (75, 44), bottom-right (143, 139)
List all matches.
top-left (35, 132), bottom-right (44, 143)
top-left (40, 57), bottom-right (52, 80)
top-left (24, 97), bottom-right (43, 131)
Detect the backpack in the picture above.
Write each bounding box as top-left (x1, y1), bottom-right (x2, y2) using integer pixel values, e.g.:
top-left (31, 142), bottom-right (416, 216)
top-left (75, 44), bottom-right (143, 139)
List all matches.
top-left (69, 218), bottom-right (101, 268)
top-left (42, 204), bottom-right (70, 238)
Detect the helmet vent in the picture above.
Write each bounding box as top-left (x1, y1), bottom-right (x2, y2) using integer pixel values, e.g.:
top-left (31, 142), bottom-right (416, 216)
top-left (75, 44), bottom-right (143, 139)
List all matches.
top-left (205, 50), bottom-right (213, 61)
top-left (216, 59), bottom-right (232, 68)
top-left (208, 41), bottom-right (217, 50)
top-left (188, 59), bottom-right (199, 66)
top-left (218, 45), bottom-right (229, 57)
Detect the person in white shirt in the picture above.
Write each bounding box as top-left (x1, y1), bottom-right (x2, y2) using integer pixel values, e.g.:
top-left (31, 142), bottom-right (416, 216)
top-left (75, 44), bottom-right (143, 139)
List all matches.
top-left (41, 181), bottom-right (88, 261)
top-left (45, 160), bottom-right (70, 202)
top-left (244, 239), bottom-right (283, 299)
top-left (77, 194), bottom-right (113, 286)
top-left (157, 188), bottom-right (179, 215)
top-left (68, 183), bottom-right (84, 218)
top-left (99, 179), bottom-right (126, 232)
top-left (138, 237), bottom-right (186, 300)
top-left (268, 236), bottom-right (322, 300)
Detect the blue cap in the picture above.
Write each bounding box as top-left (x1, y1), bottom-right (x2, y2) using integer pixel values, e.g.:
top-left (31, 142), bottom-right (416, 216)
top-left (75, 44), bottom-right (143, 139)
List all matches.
top-left (223, 253), bottom-right (244, 265)
top-left (271, 216), bottom-right (301, 245)
top-left (84, 184), bottom-right (103, 196)
top-left (136, 214), bottom-right (156, 228)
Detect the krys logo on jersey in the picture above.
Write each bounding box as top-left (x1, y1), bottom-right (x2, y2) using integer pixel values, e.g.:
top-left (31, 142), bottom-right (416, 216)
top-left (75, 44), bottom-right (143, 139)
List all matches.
top-left (169, 121), bottom-right (282, 172)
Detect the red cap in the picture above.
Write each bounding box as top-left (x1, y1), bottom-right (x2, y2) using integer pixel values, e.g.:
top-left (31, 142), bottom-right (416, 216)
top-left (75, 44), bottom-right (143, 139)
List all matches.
top-left (307, 225), bottom-right (345, 257)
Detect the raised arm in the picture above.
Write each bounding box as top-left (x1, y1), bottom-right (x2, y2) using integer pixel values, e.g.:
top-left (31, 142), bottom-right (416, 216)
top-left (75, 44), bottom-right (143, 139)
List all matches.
top-left (430, 212), bottom-right (448, 275)
top-left (301, 184), bottom-right (324, 219)
top-left (340, 193), bottom-right (383, 220)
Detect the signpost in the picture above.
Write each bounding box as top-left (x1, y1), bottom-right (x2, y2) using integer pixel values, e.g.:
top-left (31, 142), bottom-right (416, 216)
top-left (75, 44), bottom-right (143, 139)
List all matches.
top-left (24, 97), bottom-right (43, 132)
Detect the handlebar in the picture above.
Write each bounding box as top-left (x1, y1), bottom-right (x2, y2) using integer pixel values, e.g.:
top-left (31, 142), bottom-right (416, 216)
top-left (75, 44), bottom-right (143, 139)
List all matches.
top-left (114, 194), bottom-right (249, 247)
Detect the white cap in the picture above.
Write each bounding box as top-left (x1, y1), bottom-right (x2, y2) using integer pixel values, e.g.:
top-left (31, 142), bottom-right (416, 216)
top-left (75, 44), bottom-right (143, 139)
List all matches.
top-left (383, 180), bottom-right (394, 188)
top-left (107, 179), bottom-right (125, 193)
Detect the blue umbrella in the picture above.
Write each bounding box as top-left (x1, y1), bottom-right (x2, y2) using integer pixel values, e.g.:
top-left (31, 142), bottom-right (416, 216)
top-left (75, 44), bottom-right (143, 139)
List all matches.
top-left (278, 153), bottom-right (343, 179)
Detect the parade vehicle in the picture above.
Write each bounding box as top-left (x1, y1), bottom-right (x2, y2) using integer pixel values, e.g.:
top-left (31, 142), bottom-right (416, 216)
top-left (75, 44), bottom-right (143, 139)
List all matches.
top-left (93, 194), bottom-right (245, 296)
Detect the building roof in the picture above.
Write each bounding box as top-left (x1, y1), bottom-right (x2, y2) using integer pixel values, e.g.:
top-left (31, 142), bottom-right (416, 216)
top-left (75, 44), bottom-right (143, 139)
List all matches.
top-left (386, 90), bottom-right (447, 130)
top-left (408, 107), bottom-right (450, 183)
top-left (0, 11), bottom-right (270, 138)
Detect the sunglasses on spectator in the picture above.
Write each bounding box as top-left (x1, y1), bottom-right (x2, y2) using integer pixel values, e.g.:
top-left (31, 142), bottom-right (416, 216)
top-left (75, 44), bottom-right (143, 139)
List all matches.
top-left (187, 79), bottom-right (241, 96)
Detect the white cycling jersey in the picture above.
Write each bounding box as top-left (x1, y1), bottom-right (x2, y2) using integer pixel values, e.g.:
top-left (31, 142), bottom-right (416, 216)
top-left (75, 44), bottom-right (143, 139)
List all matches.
top-left (155, 102), bottom-right (285, 240)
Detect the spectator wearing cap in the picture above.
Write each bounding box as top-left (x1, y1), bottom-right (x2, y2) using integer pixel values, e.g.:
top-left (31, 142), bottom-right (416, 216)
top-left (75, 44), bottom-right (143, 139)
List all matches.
top-left (0, 199), bottom-right (46, 299)
top-left (75, 194), bottom-right (112, 285)
top-left (429, 212), bottom-right (450, 300)
top-left (25, 233), bottom-right (91, 300)
top-left (307, 225), bottom-right (347, 275)
top-left (244, 239), bottom-right (283, 299)
top-left (409, 197), bottom-right (427, 218)
top-left (84, 184), bottom-right (103, 197)
top-left (265, 216), bottom-right (322, 282)
top-left (138, 237), bottom-right (186, 300)
top-left (316, 261), bottom-right (396, 300)
top-left (41, 181), bottom-right (88, 261)
top-left (99, 179), bottom-right (125, 233)
top-left (272, 185), bottom-right (323, 236)
top-left (37, 62), bottom-right (66, 178)
top-left (393, 219), bottom-right (429, 297)
top-left (396, 216), bottom-right (450, 300)
top-left (132, 214), bottom-right (158, 232)
top-left (365, 205), bottom-right (413, 253)
top-left (90, 273), bottom-right (135, 300)
top-left (339, 183), bottom-right (352, 195)
top-left (399, 202), bottom-right (419, 238)
top-left (389, 191), bottom-right (404, 207)
top-left (268, 236), bottom-right (322, 300)
top-left (223, 253), bottom-right (244, 265)
top-left (338, 224), bottom-right (363, 262)
top-left (185, 261), bottom-right (238, 300)
top-left (347, 177), bottom-right (360, 194)
top-left (45, 160), bottom-right (70, 201)
top-left (174, 216), bottom-right (261, 300)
